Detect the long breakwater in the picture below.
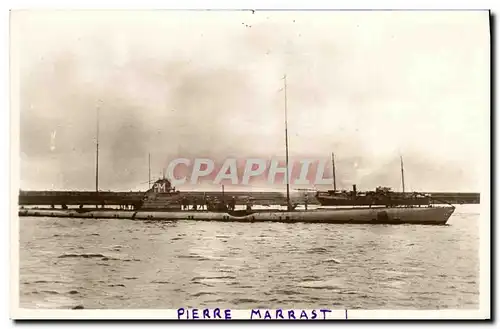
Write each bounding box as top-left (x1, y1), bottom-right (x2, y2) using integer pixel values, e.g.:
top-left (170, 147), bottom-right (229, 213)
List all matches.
top-left (18, 190), bottom-right (479, 208)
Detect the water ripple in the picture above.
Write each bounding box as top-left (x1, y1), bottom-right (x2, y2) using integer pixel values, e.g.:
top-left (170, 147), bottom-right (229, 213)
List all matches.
top-left (19, 206), bottom-right (480, 309)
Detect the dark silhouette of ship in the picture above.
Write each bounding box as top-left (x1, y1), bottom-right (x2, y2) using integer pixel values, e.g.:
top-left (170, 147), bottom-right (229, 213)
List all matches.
top-left (315, 152), bottom-right (447, 207)
top-left (316, 185), bottom-right (433, 207)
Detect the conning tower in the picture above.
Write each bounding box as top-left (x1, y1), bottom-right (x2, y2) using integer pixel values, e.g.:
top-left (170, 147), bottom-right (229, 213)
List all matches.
top-left (141, 178), bottom-right (182, 211)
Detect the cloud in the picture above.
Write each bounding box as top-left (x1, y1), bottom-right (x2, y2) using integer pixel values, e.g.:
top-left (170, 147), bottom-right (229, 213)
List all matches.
top-left (14, 10), bottom-right (489, 192)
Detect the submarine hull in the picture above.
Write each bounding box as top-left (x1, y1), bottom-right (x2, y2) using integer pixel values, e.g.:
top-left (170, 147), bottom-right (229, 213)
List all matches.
top-left (18, 206), bottom-right (455, 225)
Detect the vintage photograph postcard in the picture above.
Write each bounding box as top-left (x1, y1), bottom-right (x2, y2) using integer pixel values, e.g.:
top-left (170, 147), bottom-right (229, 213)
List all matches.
top-left (10, 9), bottom-right (490, 320)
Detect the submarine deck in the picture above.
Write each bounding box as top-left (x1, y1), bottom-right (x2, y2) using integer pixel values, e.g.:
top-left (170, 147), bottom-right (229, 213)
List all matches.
top-left (18, 205), bottom-right (455, 225)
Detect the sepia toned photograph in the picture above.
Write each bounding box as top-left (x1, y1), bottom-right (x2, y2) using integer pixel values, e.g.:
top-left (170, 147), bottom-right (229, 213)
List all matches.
top-left (10, 9), bottom-right (490, 320)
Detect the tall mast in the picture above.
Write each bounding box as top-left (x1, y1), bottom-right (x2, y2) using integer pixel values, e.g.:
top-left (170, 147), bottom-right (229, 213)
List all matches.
top-left (148, 153), bottom-right (151, 189)
top-left (400, 155), bottom-right (405, 193)
top-left (331, 152), bottom-right (337, 191)
top-left (95, 106), bottom-right (100, 193)
top-left (284, 75), bottom-right (291, 211)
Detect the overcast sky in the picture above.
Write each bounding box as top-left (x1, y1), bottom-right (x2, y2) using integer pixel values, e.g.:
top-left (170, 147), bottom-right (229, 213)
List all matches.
top-left (12, 10), bottom-right (490, 192)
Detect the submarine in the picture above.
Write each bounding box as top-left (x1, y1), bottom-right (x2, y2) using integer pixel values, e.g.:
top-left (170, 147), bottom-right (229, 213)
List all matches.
top-left (18, 176), bottom-right (455, 225)
top-left (17, 75), bottom-right (456, 225)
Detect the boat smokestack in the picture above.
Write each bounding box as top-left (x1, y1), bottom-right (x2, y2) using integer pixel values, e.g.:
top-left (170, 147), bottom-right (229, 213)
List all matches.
top-left (352, 184), bottom-right (357, 196)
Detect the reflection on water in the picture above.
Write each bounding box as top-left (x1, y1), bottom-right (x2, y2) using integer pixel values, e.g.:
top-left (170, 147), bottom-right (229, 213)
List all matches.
top-left (19, 205), bottom-right (480, 309)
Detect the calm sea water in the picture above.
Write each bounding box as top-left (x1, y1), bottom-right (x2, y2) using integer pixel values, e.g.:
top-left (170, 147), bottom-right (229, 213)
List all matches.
top-left (19, 205), bottom-right (480, 310)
